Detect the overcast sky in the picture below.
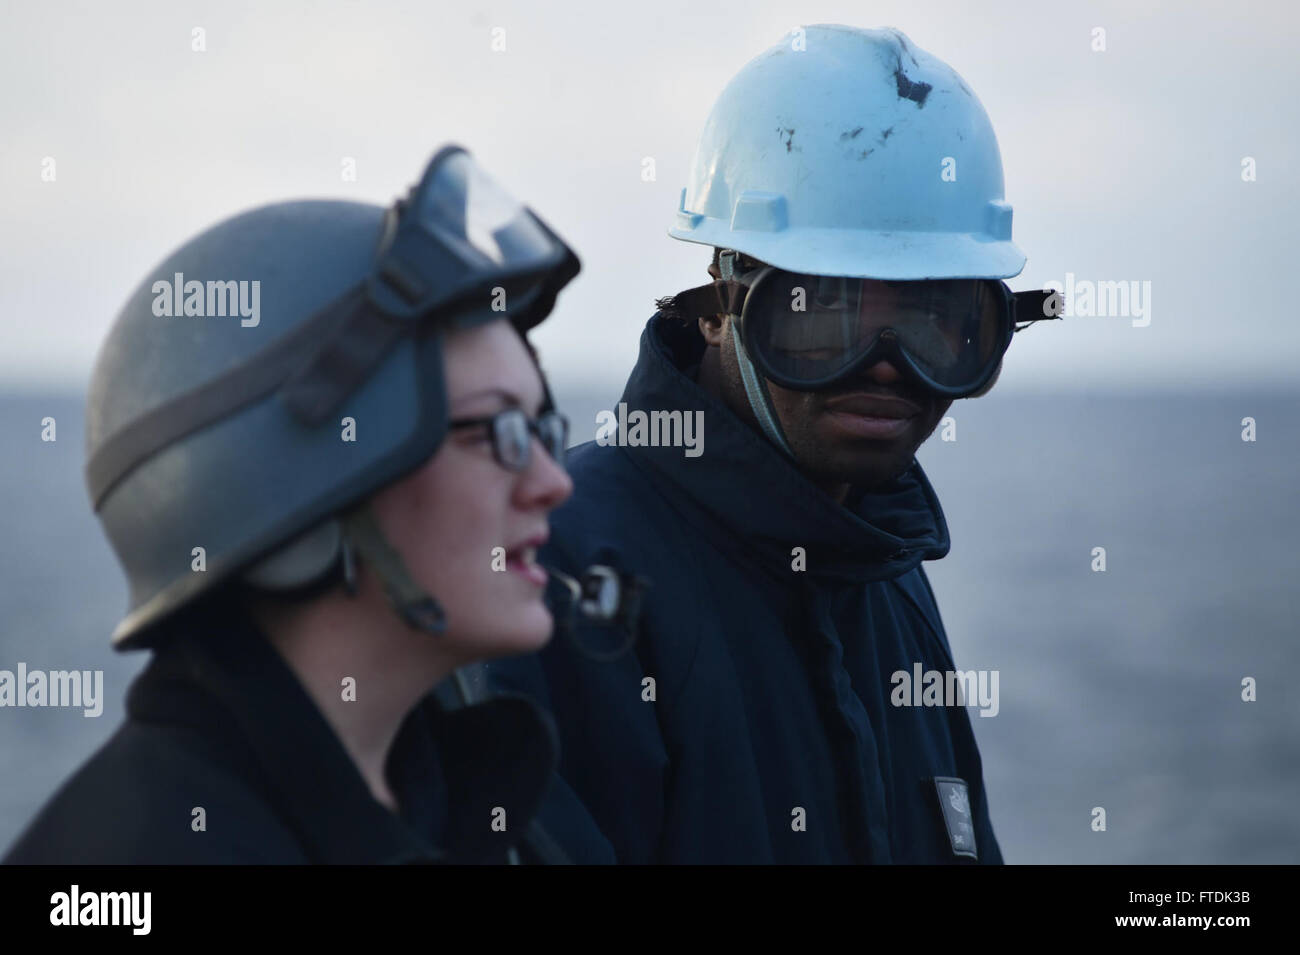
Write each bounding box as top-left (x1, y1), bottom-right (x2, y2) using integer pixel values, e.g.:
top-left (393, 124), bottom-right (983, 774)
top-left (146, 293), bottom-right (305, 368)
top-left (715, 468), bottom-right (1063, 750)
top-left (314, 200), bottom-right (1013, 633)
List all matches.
top-left (2, 0), bottom-right (1296, 394)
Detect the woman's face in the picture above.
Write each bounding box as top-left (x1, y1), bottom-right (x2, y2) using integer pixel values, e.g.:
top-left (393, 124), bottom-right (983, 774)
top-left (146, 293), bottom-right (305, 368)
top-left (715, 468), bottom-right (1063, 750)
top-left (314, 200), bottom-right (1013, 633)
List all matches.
top-left (367, 320), bottom-right (573, 659)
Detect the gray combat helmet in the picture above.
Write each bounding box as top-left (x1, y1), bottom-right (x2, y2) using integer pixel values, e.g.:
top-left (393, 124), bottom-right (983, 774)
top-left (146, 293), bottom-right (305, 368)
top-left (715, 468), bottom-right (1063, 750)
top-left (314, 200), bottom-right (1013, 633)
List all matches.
top-left (86, 146), bottom-right (579, 649)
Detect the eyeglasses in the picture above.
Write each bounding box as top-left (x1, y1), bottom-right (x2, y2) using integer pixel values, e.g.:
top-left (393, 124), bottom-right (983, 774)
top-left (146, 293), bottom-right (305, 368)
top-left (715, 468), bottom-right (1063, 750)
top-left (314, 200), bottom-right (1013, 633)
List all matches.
top-left (447, 407), bottom-right (569, 472)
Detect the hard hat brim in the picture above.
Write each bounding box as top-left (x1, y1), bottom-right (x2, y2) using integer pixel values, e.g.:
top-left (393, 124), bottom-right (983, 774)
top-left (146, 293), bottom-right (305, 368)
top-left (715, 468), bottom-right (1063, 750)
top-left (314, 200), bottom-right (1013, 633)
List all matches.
top-left (668, 222), bottom-right (1026, 281)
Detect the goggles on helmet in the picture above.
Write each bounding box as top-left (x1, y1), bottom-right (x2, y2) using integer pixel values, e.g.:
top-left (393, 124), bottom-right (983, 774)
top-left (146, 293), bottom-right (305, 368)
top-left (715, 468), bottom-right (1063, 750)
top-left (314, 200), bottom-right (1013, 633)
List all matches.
top-left (367, 146), bottom-right (575, 322)
top-left (280, 144), bottom-right (580, 425)
top-left (661, 252), bottom-right (1060, 398)
top-left (85, 145), bottom-right (580, 511)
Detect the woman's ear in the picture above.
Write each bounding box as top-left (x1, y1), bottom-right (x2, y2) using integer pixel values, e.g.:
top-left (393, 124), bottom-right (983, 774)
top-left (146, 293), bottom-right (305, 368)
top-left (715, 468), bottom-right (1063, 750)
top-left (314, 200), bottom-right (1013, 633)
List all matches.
top-left (965, 358), bottom-right (1002, 399)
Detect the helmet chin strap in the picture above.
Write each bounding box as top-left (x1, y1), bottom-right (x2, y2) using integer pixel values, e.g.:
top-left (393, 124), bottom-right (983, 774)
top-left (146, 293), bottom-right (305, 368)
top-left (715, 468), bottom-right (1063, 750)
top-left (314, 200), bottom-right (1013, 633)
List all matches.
top-left (338, 507), bottom-right (652, 703)
top-left (340, 506), bottom-right (447, 636)
top-left (720, 250), bottom-right (796, 461)
top-left (339, 506), bottom-right (492, 705)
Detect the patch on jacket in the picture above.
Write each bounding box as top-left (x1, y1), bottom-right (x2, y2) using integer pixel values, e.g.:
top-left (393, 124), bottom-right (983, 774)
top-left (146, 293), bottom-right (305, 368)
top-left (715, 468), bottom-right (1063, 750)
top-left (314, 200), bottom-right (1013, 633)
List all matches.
top-left (932, 777), bottom-right (978, 860)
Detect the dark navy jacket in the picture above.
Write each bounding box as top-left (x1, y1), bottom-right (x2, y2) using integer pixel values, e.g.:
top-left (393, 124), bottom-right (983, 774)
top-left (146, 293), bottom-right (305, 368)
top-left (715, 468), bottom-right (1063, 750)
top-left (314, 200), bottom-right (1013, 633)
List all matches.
top-left (5, 602), bottom-right (605, 864)
top-left (489, 314), bottom-right (1003, 864)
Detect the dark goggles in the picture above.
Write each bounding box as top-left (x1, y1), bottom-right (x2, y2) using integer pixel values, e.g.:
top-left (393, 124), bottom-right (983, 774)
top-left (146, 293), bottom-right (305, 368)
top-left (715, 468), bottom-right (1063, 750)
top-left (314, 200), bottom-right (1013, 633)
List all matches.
top-left (664, 257), bottom-right (1059, 397)
top-left (448, 407), bottom-right (569, 473)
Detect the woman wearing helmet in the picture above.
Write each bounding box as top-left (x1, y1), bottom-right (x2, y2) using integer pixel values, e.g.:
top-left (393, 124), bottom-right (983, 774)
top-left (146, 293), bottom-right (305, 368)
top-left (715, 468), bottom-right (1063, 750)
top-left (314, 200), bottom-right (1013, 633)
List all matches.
top-left (4, 146), bottom-right (613, 864)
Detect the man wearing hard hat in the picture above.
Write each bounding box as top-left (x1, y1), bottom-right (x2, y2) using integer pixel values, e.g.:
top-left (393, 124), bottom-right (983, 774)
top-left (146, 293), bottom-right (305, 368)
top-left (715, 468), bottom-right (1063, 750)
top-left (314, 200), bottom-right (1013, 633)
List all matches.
top-left (491, 24), bottom-right (1058, 863)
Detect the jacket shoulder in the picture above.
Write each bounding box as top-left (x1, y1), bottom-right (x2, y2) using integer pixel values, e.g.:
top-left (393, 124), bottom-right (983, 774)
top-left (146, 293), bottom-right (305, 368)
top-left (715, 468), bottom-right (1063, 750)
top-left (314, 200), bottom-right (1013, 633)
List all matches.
top-left (548, 440), bottom-right (698, 568)
top-left (885, 564), bottom-right (954, 656)
top-left (4, 720), bottom-right (307, 864)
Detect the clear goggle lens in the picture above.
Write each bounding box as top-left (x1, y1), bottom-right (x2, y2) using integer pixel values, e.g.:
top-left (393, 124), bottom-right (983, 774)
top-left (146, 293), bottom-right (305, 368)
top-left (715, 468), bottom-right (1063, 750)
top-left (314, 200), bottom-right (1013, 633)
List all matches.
top-left (414, 150), bottom-right (559, 273)
top-left (743, 272), bottom-right (1008, 390)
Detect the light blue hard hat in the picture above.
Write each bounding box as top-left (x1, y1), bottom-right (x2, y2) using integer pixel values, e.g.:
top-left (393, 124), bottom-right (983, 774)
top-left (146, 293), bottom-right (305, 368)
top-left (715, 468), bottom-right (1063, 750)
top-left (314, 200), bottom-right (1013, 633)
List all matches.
top-left (669, 24), bottom-right (1025, 280)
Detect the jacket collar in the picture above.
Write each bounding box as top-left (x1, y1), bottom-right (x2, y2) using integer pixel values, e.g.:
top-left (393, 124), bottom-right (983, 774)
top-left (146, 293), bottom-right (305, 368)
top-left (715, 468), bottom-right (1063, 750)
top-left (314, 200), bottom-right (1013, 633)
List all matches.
top-left (616, 314), bottom-right (950, 582)
top-left (127, 605), bottom-right (560, 863)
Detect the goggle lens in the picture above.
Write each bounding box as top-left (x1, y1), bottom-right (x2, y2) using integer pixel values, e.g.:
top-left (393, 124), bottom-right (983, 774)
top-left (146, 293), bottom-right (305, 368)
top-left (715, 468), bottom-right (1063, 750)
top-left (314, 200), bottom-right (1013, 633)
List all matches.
top-left (743, 271), bottom-right (1008, 390)
top-left (415, 151), bottom-right (559, 273)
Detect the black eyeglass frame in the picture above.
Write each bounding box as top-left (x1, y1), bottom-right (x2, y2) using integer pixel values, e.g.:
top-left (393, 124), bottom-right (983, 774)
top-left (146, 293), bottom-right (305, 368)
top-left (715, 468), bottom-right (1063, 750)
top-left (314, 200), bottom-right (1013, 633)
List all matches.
top-left (447, 407), bottom-right (569, 473)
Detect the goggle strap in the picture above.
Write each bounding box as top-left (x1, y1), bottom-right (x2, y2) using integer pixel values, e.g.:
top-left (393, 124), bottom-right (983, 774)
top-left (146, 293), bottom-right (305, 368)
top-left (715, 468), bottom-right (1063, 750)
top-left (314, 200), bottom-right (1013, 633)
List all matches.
top-left (1012, 288), bottom-right (1065, 331)
top-left (283, 239), bottom-right (578, 429)
top-left (732, 322), bottom-right (797, 460)
top-left (281, 290), bottom-right (408, 426)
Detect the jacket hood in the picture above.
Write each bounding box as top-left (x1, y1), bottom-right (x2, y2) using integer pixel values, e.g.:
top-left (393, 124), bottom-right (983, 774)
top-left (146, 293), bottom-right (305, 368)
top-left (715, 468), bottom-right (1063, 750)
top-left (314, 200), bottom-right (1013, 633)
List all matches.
top-left (615, 313), bottom-right (951, 583)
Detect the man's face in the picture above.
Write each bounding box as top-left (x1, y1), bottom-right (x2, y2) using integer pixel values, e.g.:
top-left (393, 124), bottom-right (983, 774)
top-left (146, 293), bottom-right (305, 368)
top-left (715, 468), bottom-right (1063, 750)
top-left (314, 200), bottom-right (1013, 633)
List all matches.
top-left (711, 313), bottom-right (952, 493)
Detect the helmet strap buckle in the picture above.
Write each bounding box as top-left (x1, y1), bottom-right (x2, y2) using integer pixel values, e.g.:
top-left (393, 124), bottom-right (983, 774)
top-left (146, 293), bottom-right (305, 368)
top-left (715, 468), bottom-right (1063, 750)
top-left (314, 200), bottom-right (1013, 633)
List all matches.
top-left (718, 248), bottom-right (739, 283)
top-left (341, 506), bottom-right (448, 636)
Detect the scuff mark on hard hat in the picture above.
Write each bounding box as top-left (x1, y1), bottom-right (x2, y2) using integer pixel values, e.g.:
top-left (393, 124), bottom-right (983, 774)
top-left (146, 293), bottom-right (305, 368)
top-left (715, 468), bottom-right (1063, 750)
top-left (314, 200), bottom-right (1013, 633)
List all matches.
top-left (858, 148), bottom-right (874, 160)
top-left (777, 126), bottom-right (798, 153)
top-left (879, 126), bottom-right (894, 144)
top-left (840, 127), bottom-right (864, 141)
top-left (894, 67), bottom-right (932, 106)
top-left (889, 28), bottom-right (921, 68)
